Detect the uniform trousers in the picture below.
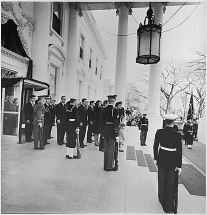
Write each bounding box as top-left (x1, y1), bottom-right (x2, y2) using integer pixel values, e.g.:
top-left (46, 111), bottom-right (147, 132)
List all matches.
top-left (48, 123), bottom-right (53, 138)
top-left (79, 124), bottom-right (87, 146)
top-left (25, 122), bottom-right (33, 140)
top-left (114, 141), bottom-right (119, 167)
top-left (57, 122), bottom-right (67, 144)
top-left (99, 135), bottom-right (104, 151)
top-left (66, 122), bottom-right (77, 148)
top-left (43, 124), bottom-right (50, 145)
top-left (158, 166), bottom-right (176, 213)
top-left (140, 130), bottom-right (147, 145)
top-left (87, 124), bottom-right (93, 142)
top-left (33, 126), bottom-right (44, 149)
top-left (104, 138), bottom-right (115, 170)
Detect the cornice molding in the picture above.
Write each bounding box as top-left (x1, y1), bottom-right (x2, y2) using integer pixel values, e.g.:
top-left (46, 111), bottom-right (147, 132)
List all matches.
top-left (1, 47), bottom-right (29, 64)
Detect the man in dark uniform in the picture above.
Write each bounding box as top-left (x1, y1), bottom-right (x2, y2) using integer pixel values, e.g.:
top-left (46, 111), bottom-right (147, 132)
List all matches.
top-left (43, 96), bottom-right (52, 146)
top-left (193, 118), bottom-right (198, 140)
top-left (78, 98), bottom-right (88, 148)
top-left (185, 119), bottom-right (194, 149)
top-left (56, 96), bottom-right (67, 145)
top-left (140, 113), bottom-right (148, 146)
top-left (102, 95), bottom-right (119, 171)
top-left (66, 98), bottom-right (79, 159)
top-left (24, 95), bottom-right (36, 142)
top-left (33, 96), bottom-right (45, 150)
top-left (87, 100), bottom-right (95, 143)
top-left (153, 114), bottom-right (182, 213)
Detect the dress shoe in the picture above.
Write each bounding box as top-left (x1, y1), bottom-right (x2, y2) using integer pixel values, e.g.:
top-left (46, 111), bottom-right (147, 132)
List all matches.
top-left (26, 139), bottom-right (33, 142)
top-left (48, 136), bottom-right (54, 139)
top-left (80, 145), bottom-right (84, 148)
top-left (83, 144), bottom-right (87, 147)
top-left (106, 168), bottom-right (116, 171)
top-left (39, 147), bottom-right (45, 150)
top-left (34, 147), bottom-right (39, 150)
top-left (46, 142), bottom-right (50, 144)
top-left (58, 143), bottom-right (63, 145)
top-left (73, 156), bottom-right (78, 159)
top-left (143, 144), bottom-right (147, 146)
top-left (66, 155), bottom-right (72, 159)
top-left (94, 143), bottom-right (99, 146)
top-left (119, 149), bottom-right (124, 152)
top-left (87, 141), bottom-right (92, 143)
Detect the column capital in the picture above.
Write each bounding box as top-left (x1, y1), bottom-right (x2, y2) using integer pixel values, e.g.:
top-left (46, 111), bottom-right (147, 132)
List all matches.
top-left (114, 2), bottom-right (133, 16)
top-left (70, 2), bottom-right (83, 17)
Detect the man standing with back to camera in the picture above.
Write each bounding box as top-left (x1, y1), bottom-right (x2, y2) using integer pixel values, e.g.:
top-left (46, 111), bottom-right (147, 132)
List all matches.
top-left (153, 114), bottom-right (182, 213)
top-left (102, 95), bottom-right (119, 171)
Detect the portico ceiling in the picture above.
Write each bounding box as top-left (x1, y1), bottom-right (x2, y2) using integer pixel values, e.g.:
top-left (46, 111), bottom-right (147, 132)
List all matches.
top-left (70, 2), bottom-right (199, 11)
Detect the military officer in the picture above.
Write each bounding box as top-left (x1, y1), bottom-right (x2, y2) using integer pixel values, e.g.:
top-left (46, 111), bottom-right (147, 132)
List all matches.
top-left (140, 113), bottom-right (148, 146)
top-left (153, 114), bottom-right (182, 213)
top-left (185, 119), bottom-right (194, 149)
top-left (65, 98), bottom-right (79, 159)
top-left (102, 95), bottom-right (119, 171)
top-left (43, 96), bottom-right (52, 146)
top-left (33, 96), bottom-right (46, 150)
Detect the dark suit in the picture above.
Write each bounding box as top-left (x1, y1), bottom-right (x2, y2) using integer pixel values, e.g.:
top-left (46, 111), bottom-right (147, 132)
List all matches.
top-left (56, 102), bottom-right (67, 145)
top-left (153, 126), bottom-right (182, 213)
top-left (24, 101), bottom-right (35, 141)
top-left (140, 117), bottom-right (148, 145)
top-left (78, 104), bottom-right (88, 146)
top-left (43, 103), bottom-right (52, 145)
top-left (87, 105), bottom-right (95, 142)
top-left (48, 103), bottom-right (56, 138)
top-left (102, 105), bottom-right (119, 170)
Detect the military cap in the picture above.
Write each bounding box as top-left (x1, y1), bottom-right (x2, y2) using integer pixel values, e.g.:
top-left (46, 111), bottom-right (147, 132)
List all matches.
top-left (164, 114), bottom-right (178, 121)
top-left (30, 95), bottom-right (36, 99)
top-left (116, 101), bottom-right (122, 105)
top-left (107, 95), bottom-right (117, 100)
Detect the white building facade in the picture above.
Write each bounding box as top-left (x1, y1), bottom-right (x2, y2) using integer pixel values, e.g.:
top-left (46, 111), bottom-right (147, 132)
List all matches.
top-left (1, 2), bottom-right (107, 140)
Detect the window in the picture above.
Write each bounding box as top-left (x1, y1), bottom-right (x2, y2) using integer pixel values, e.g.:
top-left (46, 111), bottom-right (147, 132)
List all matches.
top-left (49, 65), bottom-right (58, 97)
top-left (89, 49), bottom-right (92, 68)
top-left (80, 34), bottom-right (84, 60)
top-left (95, 59), bottom-right (98, 75)
top-left (52, 2), bottom-right (63, 36)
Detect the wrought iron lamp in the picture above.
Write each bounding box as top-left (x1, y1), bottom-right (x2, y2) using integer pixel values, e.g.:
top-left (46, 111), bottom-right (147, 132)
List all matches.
top-left (136, 3), bottom-right (162, 64)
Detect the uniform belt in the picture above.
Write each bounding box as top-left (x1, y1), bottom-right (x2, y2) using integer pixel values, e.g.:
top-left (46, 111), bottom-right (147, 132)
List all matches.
top-left (69, 119), bottom-right (75, 121)
top-left (188, 130), bottom-right (193, 132)
top-left (142, 124), bottom-right (147, 125)
top-left (106, 122), bottom-right (113, 125)
top-left (160, 146), bottom-right (177, 152)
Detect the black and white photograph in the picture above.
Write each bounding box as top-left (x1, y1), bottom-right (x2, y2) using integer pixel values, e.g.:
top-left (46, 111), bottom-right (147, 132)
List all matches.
top-left (1, 1), bottom-right (206, 214)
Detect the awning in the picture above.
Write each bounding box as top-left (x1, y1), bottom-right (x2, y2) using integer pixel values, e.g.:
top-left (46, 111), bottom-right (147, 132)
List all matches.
top-left (1, 78), bottom-right (49, 91)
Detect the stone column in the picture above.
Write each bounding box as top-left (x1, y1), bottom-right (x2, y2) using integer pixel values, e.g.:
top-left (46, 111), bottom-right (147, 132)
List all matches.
top-left (147, 3), bottom-right (164, 140)
top-left (67, 7), bottom-right (80, 99)
top-left (114, 4), bottom-right (128, 107)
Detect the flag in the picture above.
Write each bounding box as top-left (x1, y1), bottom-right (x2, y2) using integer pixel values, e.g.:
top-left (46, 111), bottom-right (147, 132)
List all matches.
top-left (187, 92), bottom-right (194, 120)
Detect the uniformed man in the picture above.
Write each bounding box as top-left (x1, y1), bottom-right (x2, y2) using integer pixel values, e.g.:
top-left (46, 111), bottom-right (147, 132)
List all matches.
top-left (185, 119), bottom-right (194, 149)
top-left (43, 96), bottom-right (52, 146)
top-left (56, 96), bottom-right (67, 145)
top-left (87, 100), bottom-right (95, 143)
top-left (140, 113), bottom-right (148, 146)
top-left (102, 95), bottom-right (119, 171)
top-left (33, 96), bottom-right (46, 150)
top-left (48, 98), bottom-right (56, 139)
top-left (153, 114), bottom-right (182, 213)
top-left (66, 98), bottom-right (79, 159)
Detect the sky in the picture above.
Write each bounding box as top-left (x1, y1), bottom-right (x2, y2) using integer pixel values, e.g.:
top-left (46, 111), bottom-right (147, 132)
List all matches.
top-left (92, 2), bottom-right (206, 85)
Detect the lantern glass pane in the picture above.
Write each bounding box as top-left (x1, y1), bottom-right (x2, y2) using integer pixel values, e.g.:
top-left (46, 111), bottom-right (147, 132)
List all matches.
top-left (151, 28), bottom-right (160, 56)
top-left (139, 29), bottom-right (151, 56)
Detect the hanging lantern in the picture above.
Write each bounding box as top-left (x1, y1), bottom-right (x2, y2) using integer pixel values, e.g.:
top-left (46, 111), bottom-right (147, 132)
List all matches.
top-left (136, 3), bottom-right (162, 64)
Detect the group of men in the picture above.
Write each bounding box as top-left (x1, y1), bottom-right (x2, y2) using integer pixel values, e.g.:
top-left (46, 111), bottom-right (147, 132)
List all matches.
top-left (23, 94), bottom-right (124, 171)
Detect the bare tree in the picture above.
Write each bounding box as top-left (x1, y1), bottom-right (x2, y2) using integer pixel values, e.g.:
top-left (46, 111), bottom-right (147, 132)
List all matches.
top-left (187, 49), bottom-right (206, 118)
top-left (160, 60), bottom-right (190, 114)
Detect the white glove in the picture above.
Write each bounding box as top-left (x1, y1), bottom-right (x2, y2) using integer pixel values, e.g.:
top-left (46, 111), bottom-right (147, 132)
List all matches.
top-left (175, 167), bottom-right (181, 175)
top-left (75, 128), bottom-right (80, 134)
top-left (38, 123), bottom-right (42, 128)
top-left (57, 119), bottom-right (60, 123)
top-left (115, 137), bottom-right (119, 142)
